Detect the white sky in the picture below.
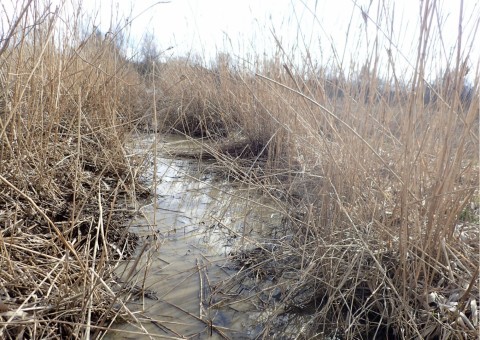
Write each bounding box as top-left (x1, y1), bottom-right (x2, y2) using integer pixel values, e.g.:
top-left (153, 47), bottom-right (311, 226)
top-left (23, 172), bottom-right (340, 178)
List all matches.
top-left (79, 0), bottom-right (479, 81)
top-left (2, 0), bottom-right (479, 81)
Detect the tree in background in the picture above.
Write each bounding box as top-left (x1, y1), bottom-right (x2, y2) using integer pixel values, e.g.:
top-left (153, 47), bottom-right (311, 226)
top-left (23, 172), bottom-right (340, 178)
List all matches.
top-left (138, 31), bottom-right (160, 75)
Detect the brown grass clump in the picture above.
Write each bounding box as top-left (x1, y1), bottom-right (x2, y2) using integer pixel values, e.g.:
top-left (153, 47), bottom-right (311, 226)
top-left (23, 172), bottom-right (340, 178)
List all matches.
top-left (152, 2), bottom-right (479, 338)
top-left (0, 1), bottom-right (148, 338)
top-left (153, 56), bottom-right (294, 161)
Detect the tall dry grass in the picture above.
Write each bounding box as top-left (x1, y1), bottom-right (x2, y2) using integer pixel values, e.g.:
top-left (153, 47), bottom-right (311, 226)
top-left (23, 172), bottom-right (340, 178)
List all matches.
top-left (151, 2), bottom-right (479, 338)
top-left (0, 1), bottom-right (149, 338)
top-left (1, 0), bottom-right (475, 338)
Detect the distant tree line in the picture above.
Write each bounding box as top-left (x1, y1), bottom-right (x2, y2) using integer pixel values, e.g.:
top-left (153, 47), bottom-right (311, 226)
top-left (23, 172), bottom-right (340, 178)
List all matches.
top-left (129, 31), bottom-right (476, 110)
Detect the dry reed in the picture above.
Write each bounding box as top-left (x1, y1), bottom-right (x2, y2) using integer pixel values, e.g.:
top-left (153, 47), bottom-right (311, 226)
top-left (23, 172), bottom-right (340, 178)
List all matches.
top-left (0, 1), bottom-right (150, 338)
top-left (150, 1), bottom-right (479, 338)
top-left (1, 0), bottom-right (477, 338)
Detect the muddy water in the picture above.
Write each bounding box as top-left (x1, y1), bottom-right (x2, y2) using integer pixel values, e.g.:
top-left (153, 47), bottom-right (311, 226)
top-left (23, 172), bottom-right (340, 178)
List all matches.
top-left (104, 135), bottom-right (282, 339)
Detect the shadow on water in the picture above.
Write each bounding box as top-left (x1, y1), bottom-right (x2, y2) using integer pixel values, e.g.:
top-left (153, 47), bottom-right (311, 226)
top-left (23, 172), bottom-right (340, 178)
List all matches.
top-left (104, 134), bottom-right (283, 339)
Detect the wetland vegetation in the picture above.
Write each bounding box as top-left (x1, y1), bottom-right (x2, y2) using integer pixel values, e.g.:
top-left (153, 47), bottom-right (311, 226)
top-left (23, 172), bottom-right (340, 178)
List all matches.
top-left (0, 1), bottom-right (478, 339)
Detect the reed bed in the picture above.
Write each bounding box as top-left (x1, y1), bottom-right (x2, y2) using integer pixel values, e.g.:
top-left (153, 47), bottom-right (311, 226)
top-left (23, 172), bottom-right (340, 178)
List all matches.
top-left (0, 1), bottom-right (150, 338)
top-left (1, 0), bottom-right (478, 338)
top-left (151, 2), bottom-right (479, 338)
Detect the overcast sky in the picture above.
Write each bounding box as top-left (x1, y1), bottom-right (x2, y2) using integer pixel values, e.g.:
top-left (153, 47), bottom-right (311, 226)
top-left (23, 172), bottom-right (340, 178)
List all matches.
top-left (76, 0), bottom-right (479, 81)
top-left (3, 0), bottom-right (478, 81)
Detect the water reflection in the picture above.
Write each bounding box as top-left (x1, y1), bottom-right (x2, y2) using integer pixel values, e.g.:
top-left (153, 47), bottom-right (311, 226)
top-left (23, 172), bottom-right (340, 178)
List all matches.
top-left (104, 135), bottom-right (281, 339)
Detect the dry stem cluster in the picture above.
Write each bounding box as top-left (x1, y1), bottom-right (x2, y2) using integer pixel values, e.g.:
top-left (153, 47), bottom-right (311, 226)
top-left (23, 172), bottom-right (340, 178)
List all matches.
top-left (0, 0), bottom-right (478, 339)
top-left (0, 2), bottom-right (149, 338)
top-left (150, 3), bottom-right (479, 338)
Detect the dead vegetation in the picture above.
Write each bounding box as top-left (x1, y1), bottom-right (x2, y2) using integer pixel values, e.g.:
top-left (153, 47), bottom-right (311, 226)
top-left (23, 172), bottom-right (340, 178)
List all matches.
top-left (149, 1), bottom-right (479, 339)
top-left (0, 0), bottom-right (478, 339)
top-left (0, 1), bottom-right (150, 338)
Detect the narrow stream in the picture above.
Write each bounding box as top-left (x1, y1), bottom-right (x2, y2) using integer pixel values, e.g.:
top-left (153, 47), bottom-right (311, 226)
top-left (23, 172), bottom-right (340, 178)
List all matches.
top-left (104, 135), bottom-right (282, 339)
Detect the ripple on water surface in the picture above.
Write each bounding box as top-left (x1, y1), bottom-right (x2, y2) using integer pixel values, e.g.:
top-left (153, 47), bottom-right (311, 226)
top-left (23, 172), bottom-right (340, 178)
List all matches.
top-left (105, 135), bottom-right (282, 339)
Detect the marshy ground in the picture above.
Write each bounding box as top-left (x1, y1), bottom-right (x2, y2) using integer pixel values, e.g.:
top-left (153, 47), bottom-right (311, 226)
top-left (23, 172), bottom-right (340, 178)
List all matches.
top-left (105, 134), bottom-right (283, 339)
top-left (0, 1), bottom-right (479, 339)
